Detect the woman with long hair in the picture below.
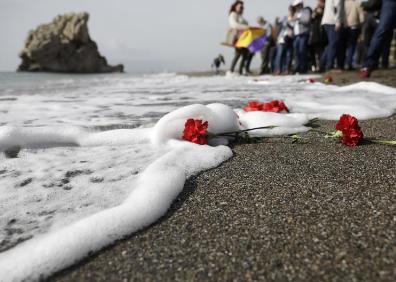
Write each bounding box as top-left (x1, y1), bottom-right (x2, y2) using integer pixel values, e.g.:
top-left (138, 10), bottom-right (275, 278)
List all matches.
top-left (228, 1), bottom-right (250, 75)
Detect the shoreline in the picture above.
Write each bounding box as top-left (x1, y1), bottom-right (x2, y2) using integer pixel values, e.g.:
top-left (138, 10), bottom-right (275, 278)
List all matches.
top-left (50, 70), bottom-right (396, 281)
top-left (180, 68), bottom-right (396, 87)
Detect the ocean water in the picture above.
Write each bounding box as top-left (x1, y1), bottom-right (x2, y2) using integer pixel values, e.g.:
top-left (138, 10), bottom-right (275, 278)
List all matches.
top-left (0, 71), bottom-right (396, 281)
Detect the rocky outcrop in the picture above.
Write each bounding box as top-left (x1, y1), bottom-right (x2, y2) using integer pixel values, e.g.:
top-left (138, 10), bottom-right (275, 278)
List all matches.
top-left (18, 12), bottom-right (124, 73)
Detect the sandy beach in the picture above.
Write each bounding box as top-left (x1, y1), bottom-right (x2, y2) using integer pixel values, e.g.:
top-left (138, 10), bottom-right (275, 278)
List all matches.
top-left (50, 70), bottom-right (396, 282)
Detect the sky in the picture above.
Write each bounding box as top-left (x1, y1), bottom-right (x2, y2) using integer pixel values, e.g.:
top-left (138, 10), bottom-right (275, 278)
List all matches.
top-left (0, 0), bottom-right (316, 73)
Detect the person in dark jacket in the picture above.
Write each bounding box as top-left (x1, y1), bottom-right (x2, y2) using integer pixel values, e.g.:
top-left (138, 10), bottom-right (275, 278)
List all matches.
top-left (257, 16), bottom-right (275, 74)
top-left (211, 54), bottom-right (225, 74)
top-left (361, 0), bottom-right (382, 12)
top-left (309, 0), bottom-right (326, 71)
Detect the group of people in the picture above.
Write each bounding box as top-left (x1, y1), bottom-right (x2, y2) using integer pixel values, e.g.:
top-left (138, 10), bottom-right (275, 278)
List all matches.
top-left (225, 0), bottom-right (396, 77)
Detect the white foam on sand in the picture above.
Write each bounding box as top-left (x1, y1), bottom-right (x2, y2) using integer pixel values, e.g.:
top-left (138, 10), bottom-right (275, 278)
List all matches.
top-left (0, 142), bottom-right (232, 282)
top-left (0, 103), bottom-right (237, 281)
top-left (237, 111), bottom-right (311, 137)
top-left (0, 73), bottom-right (396, 281)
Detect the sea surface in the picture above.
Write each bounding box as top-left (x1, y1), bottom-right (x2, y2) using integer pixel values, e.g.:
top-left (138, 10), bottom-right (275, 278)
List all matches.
top-left (0, 71), bottom-right (254, 129)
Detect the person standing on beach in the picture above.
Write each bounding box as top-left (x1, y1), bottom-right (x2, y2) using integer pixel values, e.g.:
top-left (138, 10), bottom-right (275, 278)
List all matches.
top-left (290, 0), bottom-right (312, 74)
top-left (257, 16), bottom-right (274, 74)
top-left (274, 6), bottom-right (296, 75)
top-left (244, 16), bottom-right (273, 75)
top-left (309, 0), bottom-right (326, 72)
top-left (227, 1), bottom-right (250, 75)
top-left (320, 0), bottom-right (347, 71)
top-left (356, 0), bottom-right (381, 67)
top-left (211, 54), bottom-right (226, 74)
top-left (359, 0), bottom-right (396, 77)
top-left (344, 0), bottom-right (365, 70)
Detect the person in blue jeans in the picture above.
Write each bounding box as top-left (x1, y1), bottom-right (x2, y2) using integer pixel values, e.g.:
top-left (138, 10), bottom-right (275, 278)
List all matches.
top-left (345, 27), bottom-right (361, 69)
top-left (275, 38), bottom-right (294, 74)
top-left (320, 0), bottom-right (346, 71)
top-left (344, 0), bottom-right (364, 69)
top-left (379, 29), bottom-right (395, 68)
top-left (360, 0), bottom-right (396, 77)
top-left (320, 25), bottom-right (342, 70)
top-left (274, 8), bottom-right (295, 74)
top-left (291, 0), bottom-right (312, 73)
top-left (293, 33), bottom-right (310, 73)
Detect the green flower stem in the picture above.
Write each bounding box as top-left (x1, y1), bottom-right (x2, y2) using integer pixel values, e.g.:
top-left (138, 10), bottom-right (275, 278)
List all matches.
top-left (215, 125), bottom-right (277, 137)
top-left (207, 122), bottom-right (396, 147)
top-left (368, 139), bottom-right (396, 145)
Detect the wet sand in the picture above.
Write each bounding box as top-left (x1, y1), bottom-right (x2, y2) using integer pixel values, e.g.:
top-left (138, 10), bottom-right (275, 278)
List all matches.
top-left (51, 70), bottom-right (396, 282)
top-left (182, 68), bottom-right (396, 87)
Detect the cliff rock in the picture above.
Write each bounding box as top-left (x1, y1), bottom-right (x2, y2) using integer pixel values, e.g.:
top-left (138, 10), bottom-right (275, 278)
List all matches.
top-left (18, 12), bottom-right (124, 73)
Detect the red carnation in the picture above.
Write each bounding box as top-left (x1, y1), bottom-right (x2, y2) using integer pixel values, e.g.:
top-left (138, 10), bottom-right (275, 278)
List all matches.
top-left (182, 119), bottom-right (209, 145)
top-left (307, 78), bottom-right (316, 83)
top-left (324, 75), bottom-right (333, 83)
top-left (341, 128), bottom-right (364, 147)
top-left (243, 101), bottom-right (262, 112)
top-left (243, 100), bottom-right (289, 113)
top-left (335, 114), bottom-right (364, 147)
top-left (262, 100), bottom-right (289, 113)
top-left (336, 114), bottom-right (360, 132)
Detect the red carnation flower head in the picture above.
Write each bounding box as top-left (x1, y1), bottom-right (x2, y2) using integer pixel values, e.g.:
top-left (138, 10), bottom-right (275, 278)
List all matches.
top-left (182, 119), bottom-right (209, 145)
top-left (262, 100), bottom-right (290, 113)
top-left (336, 114), bottom-right (360, 132)
top-left (243, 100), bottom-right (289, 113)
top-left (324, 75), bottom-right (333, 83)
top-left (243, 101), bottom-right (263, 112)
top-left (307, 78), bottom-right (316, 83)
top-left (335, 114), bottom-right (364, 147)
top-left (341, 128), bottom-right (364, 147)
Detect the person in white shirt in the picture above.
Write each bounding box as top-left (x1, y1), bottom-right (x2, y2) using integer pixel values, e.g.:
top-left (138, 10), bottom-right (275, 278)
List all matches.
top-left (274, 6), bottom-right (296, 74)
top-left (290, 0), bottom-right (312, 73)
top-left (344, 0), bottom-right (365, 70)
top-left (319, 0), bottom-right (346, 71)
top-left (228, 1), bottom-right (250, 75)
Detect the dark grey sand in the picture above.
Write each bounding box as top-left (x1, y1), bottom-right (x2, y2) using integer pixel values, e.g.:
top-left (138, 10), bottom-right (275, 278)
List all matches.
top-left (51, 73), bottom-right (396, 282)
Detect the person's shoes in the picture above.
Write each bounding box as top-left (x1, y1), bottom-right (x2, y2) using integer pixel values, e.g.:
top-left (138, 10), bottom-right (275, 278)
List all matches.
top-left (358, 68), bottom-right (371, 78)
